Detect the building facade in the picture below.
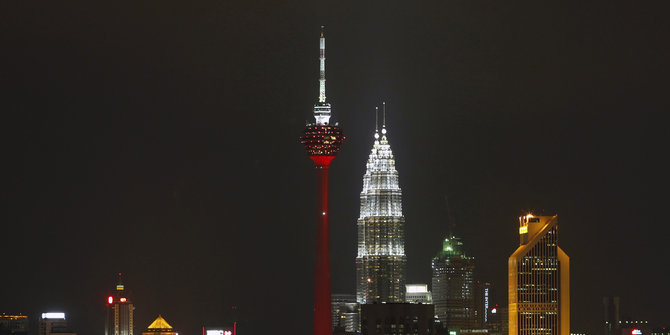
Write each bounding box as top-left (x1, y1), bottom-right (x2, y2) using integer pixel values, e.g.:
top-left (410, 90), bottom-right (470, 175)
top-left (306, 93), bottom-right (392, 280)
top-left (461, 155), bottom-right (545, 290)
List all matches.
top-left (105, 275), bottom-right (135, 335)
top-left (474, 282), bottom-right (493, 327)
top-left (508, 214), bottom-right (569, 335)
top-left (38, 313), bottom-right (75, 335)
top-left (356, 109), bottom-right (406, 304)
top-left (432, 236), bottom-right (477, 330)
top-left (0, 315), bottom-right (28, 335)
top-left (405, 284), bottom-right (432, 304)
top-left (331, 294), bottom-right (360, 334)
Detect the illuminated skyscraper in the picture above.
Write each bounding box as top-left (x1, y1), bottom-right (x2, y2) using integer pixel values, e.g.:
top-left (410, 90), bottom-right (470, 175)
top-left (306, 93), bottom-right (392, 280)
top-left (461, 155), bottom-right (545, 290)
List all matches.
top-left (431, 236), bottom-right (476, 330)
top-left (105, 274), bottom-right (135, 335)
top-left (300, 26), bottom-right (345, 335)
top-left (356, 105), bottom-right (406, 304)
top-left (508, 214), bottom-right (569, 335)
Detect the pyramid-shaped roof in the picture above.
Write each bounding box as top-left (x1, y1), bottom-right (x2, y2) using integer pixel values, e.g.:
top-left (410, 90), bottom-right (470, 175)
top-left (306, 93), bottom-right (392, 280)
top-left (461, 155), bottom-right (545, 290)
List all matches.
top-left (147, 315), bottom-right (172, 330)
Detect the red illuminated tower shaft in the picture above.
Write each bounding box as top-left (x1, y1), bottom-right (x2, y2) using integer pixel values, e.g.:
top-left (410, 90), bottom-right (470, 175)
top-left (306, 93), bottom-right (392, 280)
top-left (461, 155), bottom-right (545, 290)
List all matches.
top-left (300, 26), bottom-right (344, 335)
top-left (314, 165), bottom-right (331, 335)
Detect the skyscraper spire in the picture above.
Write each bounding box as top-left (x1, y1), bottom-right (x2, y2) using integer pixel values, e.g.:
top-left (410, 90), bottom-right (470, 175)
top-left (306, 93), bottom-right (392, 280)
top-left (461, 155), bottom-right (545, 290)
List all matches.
top-left (313, 26), bottom-right (331, 125)
top-left (356, 104), bottom-right (406, 304)
top-left (374, 107), bottom-right (379, 140)
top-left (380, 102), bottom-right (388, 145)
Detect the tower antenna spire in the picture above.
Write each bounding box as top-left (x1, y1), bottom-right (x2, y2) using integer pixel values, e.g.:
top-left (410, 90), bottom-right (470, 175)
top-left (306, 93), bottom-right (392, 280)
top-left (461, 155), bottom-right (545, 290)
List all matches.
top-left (318, 25), bottom-right (326, 104)
top-left (313, 25), bottom-right (331, 125)
top-left (382, 101), bottom-right (387, 128)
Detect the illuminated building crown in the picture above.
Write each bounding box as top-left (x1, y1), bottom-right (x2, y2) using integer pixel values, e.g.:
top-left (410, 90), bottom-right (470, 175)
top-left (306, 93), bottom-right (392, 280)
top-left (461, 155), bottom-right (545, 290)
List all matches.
top-left (356, 104), bottom-right (406, 304)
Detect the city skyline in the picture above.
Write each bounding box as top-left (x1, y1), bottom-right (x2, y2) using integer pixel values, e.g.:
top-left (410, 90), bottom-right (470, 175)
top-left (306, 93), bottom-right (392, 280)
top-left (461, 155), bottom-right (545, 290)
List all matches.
top-left (2, 1), bottom-right (667, 335)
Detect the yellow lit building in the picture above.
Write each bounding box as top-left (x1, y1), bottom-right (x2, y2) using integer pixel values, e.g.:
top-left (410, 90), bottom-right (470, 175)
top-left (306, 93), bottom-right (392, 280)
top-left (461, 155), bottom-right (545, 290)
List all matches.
top-left (142, 316), bottom-right (177, 335)
top-left (509, 214), bottom-right (569, 335)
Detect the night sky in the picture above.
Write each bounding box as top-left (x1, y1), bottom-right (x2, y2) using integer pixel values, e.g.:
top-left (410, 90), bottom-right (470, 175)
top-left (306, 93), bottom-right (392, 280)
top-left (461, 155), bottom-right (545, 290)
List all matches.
top-left (1, 1), bottom-right (668, 335)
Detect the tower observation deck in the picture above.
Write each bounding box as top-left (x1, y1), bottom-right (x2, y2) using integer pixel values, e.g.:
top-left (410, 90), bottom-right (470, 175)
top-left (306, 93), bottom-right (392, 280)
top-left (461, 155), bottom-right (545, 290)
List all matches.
top-left (299, 26), bottom-right (345, 335)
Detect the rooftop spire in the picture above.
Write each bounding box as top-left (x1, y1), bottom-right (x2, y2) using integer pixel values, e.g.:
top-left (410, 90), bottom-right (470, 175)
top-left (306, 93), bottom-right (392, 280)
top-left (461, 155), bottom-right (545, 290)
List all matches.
top-left (313, 25), bottom-right (331, 125)
top-left (374, 107), bottom-right (380, 140)
top-left (116, 272), bottom-right (125, 291)
top-left (381, 102), bottom-right (387, 142)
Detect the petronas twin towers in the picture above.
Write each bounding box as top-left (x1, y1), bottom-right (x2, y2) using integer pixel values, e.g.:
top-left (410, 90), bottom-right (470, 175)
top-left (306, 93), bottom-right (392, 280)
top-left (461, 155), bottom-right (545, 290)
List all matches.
top-left (356, 106), bottom-right (407, 304)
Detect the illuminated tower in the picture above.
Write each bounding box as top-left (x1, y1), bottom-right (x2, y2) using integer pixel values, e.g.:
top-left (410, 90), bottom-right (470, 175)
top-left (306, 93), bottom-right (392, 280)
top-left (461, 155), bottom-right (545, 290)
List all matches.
top-left (431, 236), bottom-right (476, 330)
top-left (299, 26), bottom-right (345, 335)
top-left (105, 274), bottom-right (135, 335)
top-left (356, 104), bottom-right (406, 304)
top-left (508, 214), bottom-right (570, 335)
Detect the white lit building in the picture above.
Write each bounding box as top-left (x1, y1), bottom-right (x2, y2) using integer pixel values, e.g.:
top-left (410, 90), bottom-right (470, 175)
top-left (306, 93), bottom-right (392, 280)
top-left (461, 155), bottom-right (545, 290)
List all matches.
top-left (405, 284), bottom-right (432, 304)
top-left (38, 313), bottom-right (75, 335)
top-left (356, 108), bottom-right (407, 304)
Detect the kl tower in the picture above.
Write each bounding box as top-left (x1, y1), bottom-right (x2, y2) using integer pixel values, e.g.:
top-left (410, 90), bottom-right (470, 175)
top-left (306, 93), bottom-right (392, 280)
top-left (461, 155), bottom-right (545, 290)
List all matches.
top-left (300, 26), bottom-right (345, 335)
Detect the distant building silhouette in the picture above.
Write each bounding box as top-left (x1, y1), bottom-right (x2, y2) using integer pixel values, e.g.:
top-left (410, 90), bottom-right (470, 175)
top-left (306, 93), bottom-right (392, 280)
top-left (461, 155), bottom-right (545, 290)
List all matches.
top-left (331, 294), bottom-right (359, 334)
top-left (360, 303), bottom-right (434, 335)
top-left (0, 315), bottom-right (28, 335)
top-left (432, 235), bottom-right (476, 331)
top-left (38, 313), bottom-right (75, 335)
top-left (105, 274), bottom-right (134, 335)
top-left (603, 296), bottom-right (621, 335)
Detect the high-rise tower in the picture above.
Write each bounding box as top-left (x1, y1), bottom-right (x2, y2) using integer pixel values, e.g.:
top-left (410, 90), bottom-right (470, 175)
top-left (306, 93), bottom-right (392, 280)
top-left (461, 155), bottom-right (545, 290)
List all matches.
top-left (105, 274), bottom-right (135, 335)
top-left (431, 236), bottom-right (477, 330)
top-left (300, 26), bottom-right (345, 335)
top-left (356, 105), bottom-right (406, 304)
top-left (508, 214), bottom-right (570, 335)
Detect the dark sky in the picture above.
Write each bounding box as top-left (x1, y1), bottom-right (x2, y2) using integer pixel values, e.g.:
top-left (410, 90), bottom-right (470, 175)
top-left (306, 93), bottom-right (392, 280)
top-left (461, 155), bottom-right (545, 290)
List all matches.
top-left (1, 1), bottom-right (668, 335)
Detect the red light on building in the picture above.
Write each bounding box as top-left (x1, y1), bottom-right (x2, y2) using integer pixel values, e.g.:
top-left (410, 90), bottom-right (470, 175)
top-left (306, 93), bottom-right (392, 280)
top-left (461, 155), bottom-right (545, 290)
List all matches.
top-left (107, 296), bottom-right (113, 304)
top-left (632, 329), bottom-right (642, 335)
top-left (120, 298), bottom-right (127, 302)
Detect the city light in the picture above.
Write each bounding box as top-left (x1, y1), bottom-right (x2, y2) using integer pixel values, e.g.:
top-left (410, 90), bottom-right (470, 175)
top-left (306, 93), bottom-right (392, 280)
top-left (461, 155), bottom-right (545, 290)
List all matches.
top-left (406, 284), bottom-right (428, 293)
top-left (41, 313), bottom-right (65, 319)
top-left (108, 296), bottom-right (114, 304)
